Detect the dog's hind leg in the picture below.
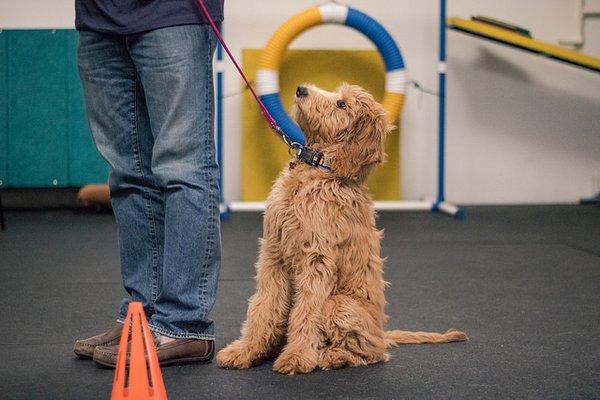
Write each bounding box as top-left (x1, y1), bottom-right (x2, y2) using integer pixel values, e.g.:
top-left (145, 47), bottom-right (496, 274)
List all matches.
top-left (217, 240), bottom-right (291, 369)
top-left (318, 295), bottom-right (389, 370)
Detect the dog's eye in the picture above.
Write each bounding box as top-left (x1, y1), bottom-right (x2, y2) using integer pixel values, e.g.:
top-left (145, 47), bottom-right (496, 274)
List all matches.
top-left (336, 100), bottom-right (347, 109)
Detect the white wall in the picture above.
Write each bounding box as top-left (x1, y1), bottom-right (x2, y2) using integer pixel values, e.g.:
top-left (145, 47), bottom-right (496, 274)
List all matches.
top-left (446, 0), bottom-right (600, 203)
top-left (1, 0), bottom-right (599, 204)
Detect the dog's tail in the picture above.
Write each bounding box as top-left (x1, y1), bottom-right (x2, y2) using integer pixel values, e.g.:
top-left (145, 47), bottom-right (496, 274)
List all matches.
top-left (384, 329), bottom-right (468, 347)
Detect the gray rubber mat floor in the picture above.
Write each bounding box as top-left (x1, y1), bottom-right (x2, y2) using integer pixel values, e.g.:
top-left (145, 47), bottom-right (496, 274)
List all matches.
top-left (0, 206), bottom-right (599, 399)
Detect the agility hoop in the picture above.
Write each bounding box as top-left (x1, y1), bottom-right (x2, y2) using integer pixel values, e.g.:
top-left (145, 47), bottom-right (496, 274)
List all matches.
top-left (256, 3), bottom-right (407, 145)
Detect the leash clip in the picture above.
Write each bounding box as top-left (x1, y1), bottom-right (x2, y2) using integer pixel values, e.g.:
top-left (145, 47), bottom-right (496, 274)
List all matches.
top-left (271, 124), bottom-right (332, 172)
top-left (296, 146), bottom-right (332, 171)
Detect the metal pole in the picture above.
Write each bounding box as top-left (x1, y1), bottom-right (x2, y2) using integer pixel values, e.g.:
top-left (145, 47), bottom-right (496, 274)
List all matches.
top-left (437, 0), bottom-right (447, 204)
top-left (216, 27), bottom-right (224, 207)
top-left (434, 0), bottom-right (463, 219)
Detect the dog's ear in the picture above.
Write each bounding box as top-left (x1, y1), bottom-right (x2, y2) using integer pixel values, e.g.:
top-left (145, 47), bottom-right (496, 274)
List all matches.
top-left (360, 112), bottom-right (391, 166)
top-left (329, 106), bottom-right (391, 181)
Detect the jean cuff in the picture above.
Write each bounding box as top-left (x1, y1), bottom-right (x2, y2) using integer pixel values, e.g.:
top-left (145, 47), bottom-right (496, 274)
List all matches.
top-left (147, 323), bottom-right (215, 340)
top-left (116, 318), bottom-right (215, 340)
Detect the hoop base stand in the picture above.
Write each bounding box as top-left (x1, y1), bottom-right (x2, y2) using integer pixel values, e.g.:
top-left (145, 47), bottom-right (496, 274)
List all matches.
top-left (219, 203), bottom-right (231, 220)
top-left (227, 200), bottom-right (463, 219)
top-left (434, 201), bottom-right (464, 219)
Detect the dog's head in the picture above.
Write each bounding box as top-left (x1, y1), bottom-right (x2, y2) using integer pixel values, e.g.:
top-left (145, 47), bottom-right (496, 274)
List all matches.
top-left (292, 83), bottom-right (392, 180)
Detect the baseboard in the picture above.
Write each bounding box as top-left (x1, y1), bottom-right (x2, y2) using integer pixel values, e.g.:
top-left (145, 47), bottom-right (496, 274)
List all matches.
top-left (0, 188), bottom-right (81, 209)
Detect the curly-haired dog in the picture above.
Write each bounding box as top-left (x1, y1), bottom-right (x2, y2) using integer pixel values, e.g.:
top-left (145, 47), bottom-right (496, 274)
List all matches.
top-left (218, 84), bottom-right (467, 374)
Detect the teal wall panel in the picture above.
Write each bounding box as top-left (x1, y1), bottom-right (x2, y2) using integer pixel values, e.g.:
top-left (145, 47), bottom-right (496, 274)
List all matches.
top-left (0, 29), bottom-right (108, 188)
top-left (0, 32), bottom-right (7, 188)
top-left (8, 30), bottom-right (70, 187)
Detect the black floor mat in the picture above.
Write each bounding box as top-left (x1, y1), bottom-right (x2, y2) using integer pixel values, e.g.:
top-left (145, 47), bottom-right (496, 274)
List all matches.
top-left (0, 206), bottom-right (598, 399)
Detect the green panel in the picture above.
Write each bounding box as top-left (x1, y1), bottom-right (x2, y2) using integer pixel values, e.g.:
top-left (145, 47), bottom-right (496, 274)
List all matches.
top-left (8, 30), bottom-right (69, 187)
top-left (66, 31), bottom-right (109, 185)
top-left (0, 31), bottom-right (7, 188)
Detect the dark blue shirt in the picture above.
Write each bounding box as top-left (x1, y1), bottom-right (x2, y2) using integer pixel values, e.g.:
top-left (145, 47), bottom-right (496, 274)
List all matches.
top-left (75, 0), bottom-right (224, 35)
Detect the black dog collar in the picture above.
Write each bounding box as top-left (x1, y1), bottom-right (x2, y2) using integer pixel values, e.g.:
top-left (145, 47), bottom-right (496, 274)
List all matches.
top-left (295, 146), bottom-right (333, 172)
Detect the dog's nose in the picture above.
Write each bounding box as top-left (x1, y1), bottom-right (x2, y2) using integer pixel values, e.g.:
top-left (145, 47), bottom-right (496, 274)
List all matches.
top-left (296, 86), bottom-right (309, 98)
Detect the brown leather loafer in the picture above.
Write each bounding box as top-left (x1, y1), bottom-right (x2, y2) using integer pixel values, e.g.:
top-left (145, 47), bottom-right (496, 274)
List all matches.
top-left (73, 324), bottom-right (123, 359)
top-left (93, 332), bottom-right (214, 368)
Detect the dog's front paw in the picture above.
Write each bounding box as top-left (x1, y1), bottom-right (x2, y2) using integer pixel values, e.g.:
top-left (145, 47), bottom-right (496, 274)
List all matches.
top-left (319, 348), bottom-right (351, 370)
top-left (273, 348), bottom-right (317, 375)
top-left (217, 340), bottom-right (255, 369)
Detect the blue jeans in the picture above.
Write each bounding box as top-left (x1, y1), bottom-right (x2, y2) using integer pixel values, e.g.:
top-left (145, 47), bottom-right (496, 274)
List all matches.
top-left (78, 25), bottom-right (220, 340)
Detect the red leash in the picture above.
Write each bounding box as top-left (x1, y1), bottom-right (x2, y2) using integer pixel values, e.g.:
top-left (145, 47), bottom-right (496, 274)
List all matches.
top-left (193, 0), bottom-right (333, 171)
top-left (194, 0), bottom-right (278, 131)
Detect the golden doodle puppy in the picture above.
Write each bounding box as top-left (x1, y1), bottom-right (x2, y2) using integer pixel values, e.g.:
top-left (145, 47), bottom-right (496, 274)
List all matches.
top-left (218, 84), bottom-right (467, 374)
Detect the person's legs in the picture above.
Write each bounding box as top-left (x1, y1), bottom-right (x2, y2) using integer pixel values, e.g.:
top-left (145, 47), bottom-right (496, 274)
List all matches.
top-left (126, 24), bottom-right (221, 340)
top-left (78, 31), bottom-right (165, 319)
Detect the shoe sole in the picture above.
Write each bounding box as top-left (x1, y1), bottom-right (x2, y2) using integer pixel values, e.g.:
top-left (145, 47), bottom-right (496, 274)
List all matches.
top-left (74, 349), bottom-right (94, 359)
top-left (94, 354), bottom-right (214, 369)
top-left (75, 343), bottom-right (122, 360)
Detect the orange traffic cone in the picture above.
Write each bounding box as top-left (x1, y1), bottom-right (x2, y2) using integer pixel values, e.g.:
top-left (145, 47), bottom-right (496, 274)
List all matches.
top-left (111, 302), bottom-right (167, 400)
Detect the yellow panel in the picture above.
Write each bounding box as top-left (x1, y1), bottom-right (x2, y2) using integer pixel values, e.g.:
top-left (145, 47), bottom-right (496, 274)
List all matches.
top-left (241, 48), bottom-right (400, 201)
top-left (448, 17), bottom-right (600, 72)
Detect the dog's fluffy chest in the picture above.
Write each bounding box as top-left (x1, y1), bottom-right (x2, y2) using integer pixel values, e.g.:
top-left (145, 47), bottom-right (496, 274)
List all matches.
top-left (266, 166), bottom-right (361, 221)
top-left (263, 165), bottom-right (375, 260)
